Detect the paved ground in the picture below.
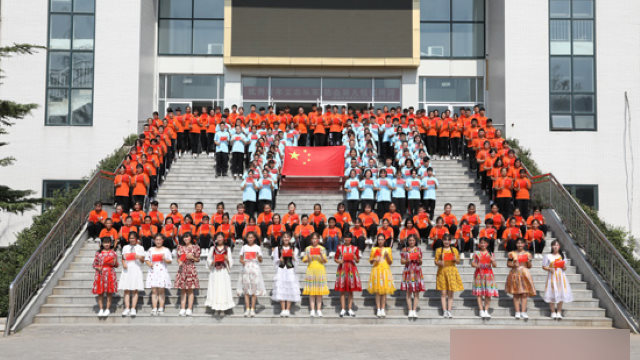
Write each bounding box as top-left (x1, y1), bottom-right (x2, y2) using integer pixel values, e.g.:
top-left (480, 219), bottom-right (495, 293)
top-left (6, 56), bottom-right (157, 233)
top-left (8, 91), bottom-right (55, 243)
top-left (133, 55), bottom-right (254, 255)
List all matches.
top-left (1, 325), bottom-right (638, 359)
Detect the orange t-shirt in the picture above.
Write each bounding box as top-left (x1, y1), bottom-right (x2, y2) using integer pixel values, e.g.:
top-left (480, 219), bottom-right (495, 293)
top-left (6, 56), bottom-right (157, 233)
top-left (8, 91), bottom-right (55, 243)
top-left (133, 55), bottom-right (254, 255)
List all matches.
top-left (99, 227), bottom-right (118, 239)
top-left (333, 212), bottom-right (352, 226)
top-left (383, 211), bottom-right (402, 227)
top-left (377, 226), bottom-right (394, 239)
top-left (132, 174), bottom-right (149, 196)
top-left (114, 174), bottom-right (130, 197)
top-left (428, 226), bottom-right (449, 240)
top-left (88, 209), bottom-right (108, 223)
top-left (358, 212), bottom-right (379, 227)
top-left (413, 213), bottom-right (431, 229)
top-left (322, 227), bottom-right (342, 239)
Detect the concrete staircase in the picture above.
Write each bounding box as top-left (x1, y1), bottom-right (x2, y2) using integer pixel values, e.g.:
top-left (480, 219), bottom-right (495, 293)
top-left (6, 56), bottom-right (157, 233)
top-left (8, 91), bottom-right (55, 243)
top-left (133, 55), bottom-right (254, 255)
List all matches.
top-left (30, 156), bottom-right (612, 327)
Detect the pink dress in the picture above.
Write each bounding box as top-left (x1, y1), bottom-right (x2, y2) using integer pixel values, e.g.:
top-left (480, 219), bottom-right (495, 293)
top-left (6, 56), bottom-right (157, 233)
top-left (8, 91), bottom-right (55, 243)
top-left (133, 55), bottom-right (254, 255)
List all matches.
top-left (174, 245), bottom-right (201, 289)
top-left (92, 250), bottom-right (119, 294)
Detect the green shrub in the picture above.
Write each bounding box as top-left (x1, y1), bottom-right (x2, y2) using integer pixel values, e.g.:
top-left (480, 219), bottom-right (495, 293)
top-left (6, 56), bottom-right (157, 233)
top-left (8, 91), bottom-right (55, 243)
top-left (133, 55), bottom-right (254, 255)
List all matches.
top-left (0, 135), bottom-right (136, 316)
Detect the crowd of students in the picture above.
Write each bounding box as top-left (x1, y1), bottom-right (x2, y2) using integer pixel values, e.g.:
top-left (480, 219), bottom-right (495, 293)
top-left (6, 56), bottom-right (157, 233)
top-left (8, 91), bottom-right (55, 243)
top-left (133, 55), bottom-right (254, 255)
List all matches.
top-left (88, 103), bottom-right (572, 320)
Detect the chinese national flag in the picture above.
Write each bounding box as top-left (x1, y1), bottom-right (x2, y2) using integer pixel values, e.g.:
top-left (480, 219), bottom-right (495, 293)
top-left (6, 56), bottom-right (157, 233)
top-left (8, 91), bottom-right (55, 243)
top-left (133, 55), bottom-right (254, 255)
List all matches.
top-left (282, 146), bottom-right (345, 177)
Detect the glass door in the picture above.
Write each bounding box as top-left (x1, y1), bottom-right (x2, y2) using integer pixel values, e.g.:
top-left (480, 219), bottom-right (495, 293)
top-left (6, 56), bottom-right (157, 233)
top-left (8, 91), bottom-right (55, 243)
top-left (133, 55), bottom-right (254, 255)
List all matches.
top-left (167, 101), bottom-right (191, 113)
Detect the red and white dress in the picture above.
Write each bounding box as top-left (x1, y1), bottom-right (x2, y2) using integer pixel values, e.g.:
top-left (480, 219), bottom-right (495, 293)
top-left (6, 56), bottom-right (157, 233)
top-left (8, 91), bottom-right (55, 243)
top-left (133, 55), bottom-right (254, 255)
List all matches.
top-left (334, 244), bottom-right (362, 292)
top-left (92, 250), bottom-right (119, 294)
top-left (174, 245), bottom-right (201, 290)
top-left (400, 247), bottom-right (425, 292)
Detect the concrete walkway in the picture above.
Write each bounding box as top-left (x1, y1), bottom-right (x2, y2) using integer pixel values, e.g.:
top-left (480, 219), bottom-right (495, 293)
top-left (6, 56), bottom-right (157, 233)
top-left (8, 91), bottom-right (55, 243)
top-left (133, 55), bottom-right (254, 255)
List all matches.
top-left (1, 325), bottom-right (639, 359)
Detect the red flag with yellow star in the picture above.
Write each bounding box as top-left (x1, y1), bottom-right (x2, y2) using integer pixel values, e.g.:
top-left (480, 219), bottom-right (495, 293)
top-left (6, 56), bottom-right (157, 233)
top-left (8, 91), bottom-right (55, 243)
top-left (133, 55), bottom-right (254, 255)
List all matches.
top-left (281, 146), bottom-right (346, 177)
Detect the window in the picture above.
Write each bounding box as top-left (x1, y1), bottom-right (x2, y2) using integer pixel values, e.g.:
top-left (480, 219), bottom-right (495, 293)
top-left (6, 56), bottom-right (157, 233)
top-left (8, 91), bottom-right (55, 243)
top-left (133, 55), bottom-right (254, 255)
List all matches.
top-left (45, 0), bottom-right (94, 126)
top-left (549, 0), bottom-right (596, 130)
top-left (565, 184), bottom-right (598, 210)
top-left (158, 74), bottom-right (224, 117)
top-left (158, 0), bottom-right (224, 55)
top-left (241, 77), bottom-right (401, 108)
top-left (419, 77), bottom-right (484, 111)
top-left (420, 0), bottom-right (485, 58)
top-left (42, 179), bottom-right (85, 211)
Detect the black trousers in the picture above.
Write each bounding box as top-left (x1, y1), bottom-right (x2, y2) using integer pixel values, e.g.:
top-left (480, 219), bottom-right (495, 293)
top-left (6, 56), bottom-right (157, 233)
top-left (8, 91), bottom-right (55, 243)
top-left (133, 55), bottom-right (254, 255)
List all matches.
top-left (314, 133), bottom-right (326, 147)
top-left (231, 152), bottom-right (244, 175)
top-left (132, 195), bottom-right (145, 208)
top-left (141, 236), bottom-right (153, 251)
top-left (215, 152), bottom-right (229, 176)
top-left (376, 201), bottom-right (390, 218)
top-left (115, 196), bottom-right (130, 213)
top-left (365, 224), bottom-right (378, 239)
top-left (451, 137), bottom-right (461, 157)
top-left (200, 131), bottom-right (207, 154)
top-left (408, 199), bottom-right (422, 217)
top-left (312, 222), bottom-right (326, 236)
top-left (496, 197), bottom-right (512, 219)
top-left (515, 199), bottom-right (530, 219)
top-left (527, 239), bottom-right (546, 254)
top-left (392, 197), bottom-right (407, 218)
top-left (423, 199), bottom-right (436, 220)
top-left (206, 133), bottom-right (215, 154)
top-left (438, 137), bottom-right (450, 156)
top-left (360, 199), bottom-right (375, 213)
top-left (298, 134), bottom-right (308, 147)
top-left (329, 132), bottom-right (342, 146)
top-left (243, 201), bottom-right (257, 219)
top-left (199, 234), bottom-right (212, 250)
top-left (427, 136), bottom-right (438, 156)
top-left (87, 222), bottom-right (103, 238)
top-left (460, 238), bottom-right (474, 253)
top-left (346, 200), bottom-right (359, 221)
top-left (190, 132), bottom-right (200, 154)
top-left (177, 132), bottom-right (187, 153)
top-left (257, 200), bottom-right (272, 214)
top-left (354, 236), bottom-right (366, 252)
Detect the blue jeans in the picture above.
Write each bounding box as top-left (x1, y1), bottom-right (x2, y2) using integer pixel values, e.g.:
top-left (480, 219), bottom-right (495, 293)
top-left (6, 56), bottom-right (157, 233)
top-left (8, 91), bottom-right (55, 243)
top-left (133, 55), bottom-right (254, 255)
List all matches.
top-left (326, 236), bottom-right (340, 253)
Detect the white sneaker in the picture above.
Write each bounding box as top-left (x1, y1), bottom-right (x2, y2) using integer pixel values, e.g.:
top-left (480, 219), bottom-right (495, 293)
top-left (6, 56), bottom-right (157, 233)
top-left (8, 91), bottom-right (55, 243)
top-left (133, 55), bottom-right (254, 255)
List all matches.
top-left (151, 308), bottom-right (157, 316)
top-left (250, 309), bottom-right (256, 317)
top-left (130, 309), bottom-right (137, 317)
top-left (551, 312), bottom-right (558, 319)
top-left (460, 253), bottom-right (465, 259)
top-left (185, 309), bottom-right (192, 316)
top-left (339, 309), bottom-right (346, 317)
top-left (348, 309), bottom-right (356, 317)
top-left (103, 309), bottom-right (110, 317)
top-left (380, 309), bottom-right (386, 318)
top-left (447, 311), bottom-right (453, 318)
top-left (284, 310), bottom-right (290, 317)
top-left (407, 311), bottom-right (412, 319)
top-left (122, 309), bottom-right (130, 317)
top-left (172, 249), bottom-right (178, 258)
top-left (244, 309), bottom-right (250, 317)
top-left (556, 312), bottom-right (563, 320)
top-left (478, 310), bottom-right (485, 318)
top-left (485, 311), bottom-right (491, 319)
top-left (365, 238), bottom-right (373, 245)
top-left (310, 310), bottom-right (316, 317)
top-left (521, 312), bottom-right (529, 319)
top-left (316, 310), bottom-right (323, 317)
top-left (97, 309), bottom-right (104, 317)
top-left (515, 312), bottom-right (522, 319)
top-left (263, 238), bottom-right (270, 246)
top-left (179, 309), bottom-right (186, 316)
top-left (280, 310), bottom-right (286, 317)
top-left (442, 310), bottom-right (448, 318)
top-left (158, 308), bottom-right (164, 315)
top-left (376, 309), bottom-right (382, 318)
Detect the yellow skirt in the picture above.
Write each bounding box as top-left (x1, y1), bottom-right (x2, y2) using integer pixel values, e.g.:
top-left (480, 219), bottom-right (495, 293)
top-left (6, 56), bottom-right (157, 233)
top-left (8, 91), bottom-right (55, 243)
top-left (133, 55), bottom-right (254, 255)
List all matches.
top-left (368, 264), bottom-right (395, 295)
top-left (436, 265), bottom-right (464, 292)
top-left (303, 261), bottom-right (329, 296)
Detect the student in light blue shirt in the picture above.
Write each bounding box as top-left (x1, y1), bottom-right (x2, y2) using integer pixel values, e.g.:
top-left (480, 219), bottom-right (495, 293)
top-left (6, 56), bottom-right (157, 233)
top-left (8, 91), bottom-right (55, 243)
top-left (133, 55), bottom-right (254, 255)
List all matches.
top-left (214, 123), bottom-right (230, 177)
top-left (421, 167), bottom-right (439, 220)
top-left (406, 168), bottom-right (423, 216)
top-left (230, 125), bottom-right (247, 179)
top-left (344, 169), bottom-right (361, 220)
top-left (359, 169), bottom-right (376, 212)
top-left (391, 171), bottom-right (407, 217)
top-left (240, 169), bottom-right (258, 218)
top-left (375, 171), bottom-right (393, 218)
top-left (257, 168), bottom-right (274, 214)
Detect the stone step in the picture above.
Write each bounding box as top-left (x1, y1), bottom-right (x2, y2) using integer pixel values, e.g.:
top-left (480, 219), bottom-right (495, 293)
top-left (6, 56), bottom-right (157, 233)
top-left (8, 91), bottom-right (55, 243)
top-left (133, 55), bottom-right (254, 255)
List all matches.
top-left (38, 303), bottom-right (606, 317)
top-left (32, 313), bottom-right (613, 327)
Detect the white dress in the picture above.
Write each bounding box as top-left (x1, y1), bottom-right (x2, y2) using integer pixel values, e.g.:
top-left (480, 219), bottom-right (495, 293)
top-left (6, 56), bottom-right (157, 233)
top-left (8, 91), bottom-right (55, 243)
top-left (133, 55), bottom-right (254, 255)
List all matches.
top-left (542, 253), bottom-right (573, 303)
top-left (236, 244), bottom-right (266, 296)
top-left (271, 246), bottom-right (301, 303)
top-left (205, 246), bottom-right (235, 311)
top-left (120, 244), bottom-right (145, 290)
top-left (145, 247), bottom-right (173, 289)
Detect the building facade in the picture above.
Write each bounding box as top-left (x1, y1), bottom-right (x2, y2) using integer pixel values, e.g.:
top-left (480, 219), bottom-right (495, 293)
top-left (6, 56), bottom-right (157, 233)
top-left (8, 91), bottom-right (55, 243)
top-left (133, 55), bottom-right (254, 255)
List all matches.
top-left (0, 0), bottom-right (638, 246)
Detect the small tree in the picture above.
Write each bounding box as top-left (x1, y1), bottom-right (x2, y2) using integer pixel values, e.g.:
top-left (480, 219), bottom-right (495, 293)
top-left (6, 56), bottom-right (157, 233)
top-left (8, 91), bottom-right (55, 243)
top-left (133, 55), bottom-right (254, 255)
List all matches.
top-left (0, 44), bottom-right (44, 213)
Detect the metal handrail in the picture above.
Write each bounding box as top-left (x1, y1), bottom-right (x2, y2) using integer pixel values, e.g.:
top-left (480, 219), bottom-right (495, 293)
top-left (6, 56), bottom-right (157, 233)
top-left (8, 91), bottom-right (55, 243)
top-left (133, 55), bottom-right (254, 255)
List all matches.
top-left (4, 151), bottom-right (124, 335)
top-left (531, 172), bottom-right (640, 330)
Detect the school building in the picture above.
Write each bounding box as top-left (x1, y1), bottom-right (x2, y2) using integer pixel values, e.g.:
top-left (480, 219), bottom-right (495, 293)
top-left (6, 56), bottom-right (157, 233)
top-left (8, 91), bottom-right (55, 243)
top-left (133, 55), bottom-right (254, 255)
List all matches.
top-left (0, 0), bottom-right (638, 246)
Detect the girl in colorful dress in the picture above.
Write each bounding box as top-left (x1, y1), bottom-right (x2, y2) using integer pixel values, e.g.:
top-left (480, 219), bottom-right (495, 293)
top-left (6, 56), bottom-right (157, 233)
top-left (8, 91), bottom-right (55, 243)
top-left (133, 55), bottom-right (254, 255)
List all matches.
top-left (471, 237), bottom-right (499, 319)
top-left (542, 240), bottom-right (573, 319)
top-left (435, 234), bottom-right (463, 318)
top-left (175, 232), bottom-right (201, 316)
top-left (271, 232), bottom-right (301, 317)
top-left (506, 238), bottom-right (536, 319)
top-left (302, 232), bottom-right (329, 317)
top-left (238, 231), bottom-right (266, 317)
top-left (369, 233), bottom-right (395, 318)
top-left (205, 233), bottom-right (235, 315)
top-left (145, 234), bottom-right (172, 316)
top-left (401, 234), bottom-right (424, 319)
top-left (93, 237), bottom-right (119, 318)
top-left (120, 232), bottom-right (145, 317)
top-left (335, 233), bottom-right (362, 317)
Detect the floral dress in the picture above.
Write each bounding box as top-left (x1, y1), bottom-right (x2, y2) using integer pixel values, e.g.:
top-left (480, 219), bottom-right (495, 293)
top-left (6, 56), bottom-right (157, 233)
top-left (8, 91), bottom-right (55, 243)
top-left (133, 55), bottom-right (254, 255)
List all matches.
top-left (237, 244), bottom-right (267, 296)
top-left (302, 246), bottom-right (330, 296)
top-left (334, 244), bottom-right (362, 292)
top-left (471, 251), bottom-right (499, 297)
top-left (401, 247), bottom-right (425, 292)
top-left (92, 250), bottom-right (119, 294)
top-left (174, 245), bottom-right (201, 290)
top-left (435, 247), bottom-right (464, 292)
top-left (505, 251), bottom-right (536, 296)
top-left (368, 247), bottom-right (395, 295)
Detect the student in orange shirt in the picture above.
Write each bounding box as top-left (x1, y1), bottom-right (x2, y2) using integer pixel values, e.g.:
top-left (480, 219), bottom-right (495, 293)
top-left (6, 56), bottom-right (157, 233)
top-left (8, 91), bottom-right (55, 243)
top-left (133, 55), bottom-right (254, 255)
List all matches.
top-left (161, 217), bottom-right (177, 250)
top-left (293, 106), bottom-right (309, 146)
top-left (111, 204), bottom-right (128, 233)
top-left (334, 202), bottom-right (352, 236)
top-left (513, 169), bottom-right (532, 219)
top-left (167, 203), bottom-right (184, 228)
top-left (494, 167), bottom-right (514, 219)
top-left (267, 213), bottom-right (285, 249)
top-left (147, 201), bottom-right (164, 230)
top-left (527, 207), bottom-right (548, 235)
top-left (349, 218), bottom-right (368, 252)
top-left (479, 218), bottom-right (498, 253)
top-left (215, 213), bottom-right (235, 249)
top-left (114, 165), bottom-right (131, 212)
top-left (322, 217), bottom-right (343, 256)
top-left (129, 201), bottom-right (146, 227)
top-left (398, 218), bottom-right (420, 249)
top-left (232, 203), bottom-right (250, 242)
top-left (438, 112), bottom-right (451, 158)
top-left (461, 203), bottom-right (481, 239)
top-left (118, 216), bottom-right (137, 250)
top-left (455, 219), bottom-right (475, 258)
top-left (485, 204), bottom-right (507, 239)
top-left (413, 205), bottom-right (432, 245)
top-left (503, 217), bottom-right (524, 252)
top-left (98, 218), bottom-right (119, 244)
top-left (440, 203), bottom-right (458, 238)
top-left (139, 215), bottom-right (159, 250)
top-left (383, 202), bottom-right (403, 241)
top-left (309, 203), bottom-right (328, 237)
top-left (312, 107), bottom-right (327, 147)
top-left (450, 113), bottom-right (463, 159)
top-left (178, 215), bottom-right (196, 245)
top-left (358, 203), bottom-right (380, 244)
top-left (257, 203), bottom-right (274, 246)
top-left (295, 215), bottom-right (315, 252)
top-left (88, 201), bottom-right (109, 240)
top-left (429, 216), bottom-right (450, 251)
top-left (131, 164), bottom-right (149, 207)
top-left (242, 216), bottom-right (262, 243)
top-left (377, 218), bottom-right (395, 247)
top-left (197, 214), bottom-right (213, 255)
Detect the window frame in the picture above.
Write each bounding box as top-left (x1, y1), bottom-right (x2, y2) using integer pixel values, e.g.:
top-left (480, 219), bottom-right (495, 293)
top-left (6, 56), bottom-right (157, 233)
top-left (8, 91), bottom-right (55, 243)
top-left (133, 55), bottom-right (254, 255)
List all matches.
top-left (157, 0), bottom-right (224, 56)
top-left (158, 74), bottom-right (225, 118)
top-left (420, 0), bottom-right (486, 59)
top-left (564, 183), bottom-right (599, 210)
top-left (42, 179), bottom-right (85, 212)
top-left (418, 76), bottom-right (485, 109)
top-left (549, 0), bottom-right (597, 131)
top-left (45, 0), bottom-right (95, 126)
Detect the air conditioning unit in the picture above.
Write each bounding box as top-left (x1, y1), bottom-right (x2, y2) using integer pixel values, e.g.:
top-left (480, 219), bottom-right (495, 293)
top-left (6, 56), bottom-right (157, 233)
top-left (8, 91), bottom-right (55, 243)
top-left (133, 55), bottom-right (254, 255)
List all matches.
top-left (427, 46), bottom-right (444, 56)
top-left (207, 43), bottom-right (223, 54)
